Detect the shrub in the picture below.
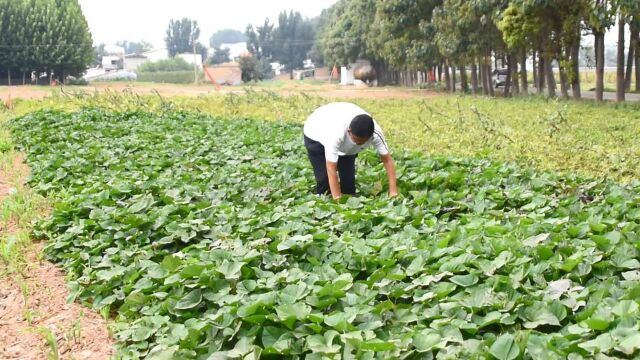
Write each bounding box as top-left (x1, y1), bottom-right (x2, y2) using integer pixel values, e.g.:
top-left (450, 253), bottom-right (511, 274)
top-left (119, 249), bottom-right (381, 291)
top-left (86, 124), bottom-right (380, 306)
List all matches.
top-left (137, 57), bottom-right (192, 72)
top-left (136, 71), bottom-right (203, 84)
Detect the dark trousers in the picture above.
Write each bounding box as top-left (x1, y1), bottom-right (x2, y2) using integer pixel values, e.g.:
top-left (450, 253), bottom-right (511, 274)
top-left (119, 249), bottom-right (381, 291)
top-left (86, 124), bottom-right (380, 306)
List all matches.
top-left (304, 135), bottom-right (357, 195)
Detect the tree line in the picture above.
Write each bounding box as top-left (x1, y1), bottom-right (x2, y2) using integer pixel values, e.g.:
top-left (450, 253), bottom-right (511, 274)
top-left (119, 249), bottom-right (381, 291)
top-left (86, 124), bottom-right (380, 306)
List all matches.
top-left (0, 0), bottom-right (93, 85)
top-left (310, 0), bottom-right (640, 102)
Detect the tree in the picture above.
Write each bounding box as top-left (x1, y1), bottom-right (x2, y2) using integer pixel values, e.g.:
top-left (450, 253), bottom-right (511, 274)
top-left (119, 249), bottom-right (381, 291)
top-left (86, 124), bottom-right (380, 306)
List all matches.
top-left (501, 0), bottom-right (589, 99)
top-left (209, 29), bottom-right (246, 48)
top-left (116, 40), bottom-right (152, 54)
top-left (238, 55), bottom-right (272, 82)
top-left (0, 0), bottom-right (93, 84)
top-left (165, 18), bottom-right (200, 57)
top-left (245, 19), bottom-right (274, 60)
top-left (587, 0), bottom-right (616, 102)
top-left (319, 0), bottom-right (376, 67)
top-left (271, 10), bottom-right (315, 79)
top-left (617, 0), bottom-right (640, 98)
top-left (370, 0), bottom-right (443, 71)
top-left (307, 9), bottom-right (331, 67)
top-left (196, 42), bottom-right (208, 62)
top-left (209, 47), bottom-right (231, 64)
top-left (93, 43), bottom-right (106, 67)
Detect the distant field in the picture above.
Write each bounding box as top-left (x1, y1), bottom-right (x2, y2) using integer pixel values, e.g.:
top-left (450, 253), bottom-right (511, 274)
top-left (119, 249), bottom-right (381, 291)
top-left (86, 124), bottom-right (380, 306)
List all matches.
top-left (5, 89), bottom-right (640, 182)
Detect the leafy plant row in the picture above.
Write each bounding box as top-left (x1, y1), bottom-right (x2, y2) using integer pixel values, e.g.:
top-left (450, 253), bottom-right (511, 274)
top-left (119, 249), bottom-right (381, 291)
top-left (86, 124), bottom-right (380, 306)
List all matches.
top-left (10, 109), bottom-right (640, 359)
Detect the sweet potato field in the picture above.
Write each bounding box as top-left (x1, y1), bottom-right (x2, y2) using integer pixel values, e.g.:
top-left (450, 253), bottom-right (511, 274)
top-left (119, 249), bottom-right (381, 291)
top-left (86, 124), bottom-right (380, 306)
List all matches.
top-left (8, 107), bottom-right (640, 359)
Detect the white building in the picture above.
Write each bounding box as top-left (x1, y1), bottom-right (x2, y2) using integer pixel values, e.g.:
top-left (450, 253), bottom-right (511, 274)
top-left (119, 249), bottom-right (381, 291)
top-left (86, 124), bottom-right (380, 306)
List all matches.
top-left (218, 42), bottom-right (249, 60)
top-left (143, 48), bottom-right (169, 62)
top-left (102, 55), bottom-right (121, 71)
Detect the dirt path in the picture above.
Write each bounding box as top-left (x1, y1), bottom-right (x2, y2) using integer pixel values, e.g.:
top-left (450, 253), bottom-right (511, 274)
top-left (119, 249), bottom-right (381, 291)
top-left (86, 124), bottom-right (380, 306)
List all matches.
top-left (0, 153), bottom-right (115, 360)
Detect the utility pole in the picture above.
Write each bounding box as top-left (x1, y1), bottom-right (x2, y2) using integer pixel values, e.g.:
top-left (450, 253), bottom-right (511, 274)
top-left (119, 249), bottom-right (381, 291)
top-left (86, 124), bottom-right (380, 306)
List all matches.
top-left (192, 33), bottom-right (197, 84)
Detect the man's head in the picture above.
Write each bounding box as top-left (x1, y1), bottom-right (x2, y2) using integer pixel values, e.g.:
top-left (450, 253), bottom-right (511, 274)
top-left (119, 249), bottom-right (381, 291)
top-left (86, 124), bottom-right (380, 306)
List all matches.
top-left (348, 114), bottom-right (374, 145)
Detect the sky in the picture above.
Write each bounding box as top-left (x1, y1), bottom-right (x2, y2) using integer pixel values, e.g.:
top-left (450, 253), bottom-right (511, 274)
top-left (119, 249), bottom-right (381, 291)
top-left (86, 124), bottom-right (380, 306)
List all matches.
top-left (78, 0), bottom-right (338, 48)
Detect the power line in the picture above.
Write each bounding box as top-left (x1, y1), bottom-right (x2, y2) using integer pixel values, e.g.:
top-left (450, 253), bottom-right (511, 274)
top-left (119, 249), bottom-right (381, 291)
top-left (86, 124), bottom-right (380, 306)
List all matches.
top-left (0, 44), bottom-right (92, 48)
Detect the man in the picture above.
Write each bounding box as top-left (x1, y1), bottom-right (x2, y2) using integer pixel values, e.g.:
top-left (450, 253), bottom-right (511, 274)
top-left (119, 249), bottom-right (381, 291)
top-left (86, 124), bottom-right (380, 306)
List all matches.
top-left (303, 102), bottom-right (398, 199)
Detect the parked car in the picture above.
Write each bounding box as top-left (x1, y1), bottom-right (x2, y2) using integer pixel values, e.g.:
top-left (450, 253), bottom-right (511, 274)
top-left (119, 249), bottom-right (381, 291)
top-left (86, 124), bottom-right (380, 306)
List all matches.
top-left (492, 68), bottom-right (509, 88)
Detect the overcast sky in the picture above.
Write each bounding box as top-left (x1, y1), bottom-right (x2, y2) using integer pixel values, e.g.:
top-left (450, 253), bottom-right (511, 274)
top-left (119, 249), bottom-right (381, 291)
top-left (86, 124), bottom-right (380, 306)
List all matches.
top-left (78, 0), bottom-right (338, 48)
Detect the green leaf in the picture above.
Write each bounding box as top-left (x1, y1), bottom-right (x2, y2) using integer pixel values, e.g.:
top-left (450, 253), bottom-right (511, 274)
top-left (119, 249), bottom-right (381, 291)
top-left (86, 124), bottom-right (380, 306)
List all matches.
top-left (406, 254), bottom-right (425, 276)
top-left (216, 260), bottom-right (243, 280)
top-left (616, 333), bottom-right (640, 355)
top-left (413, 330), bottom-right (444, 352)
top-left (612, 300), bottom-right (639, 317)
top-left (359, 340), bottom-right (396, 351)
top-left (578, 333), bottom-right (614, 354)
top-left (132, 326), bottom-right (156, 342)
top-left (175, 289), bottom-right (203, 310)
top-left (450, 273), bottom-right (479, 287)
top-left (489, 334), bottom-right (520, 360)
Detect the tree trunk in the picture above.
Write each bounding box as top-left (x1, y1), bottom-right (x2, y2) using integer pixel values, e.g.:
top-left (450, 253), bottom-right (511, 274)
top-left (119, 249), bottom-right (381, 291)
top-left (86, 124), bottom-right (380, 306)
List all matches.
top-left (636, 29), bottom-right (640, 92)
top-left (7, 68), bottom-right (11, 86)
top-left (451, 63), bottom-right (457, 92)
top-left (504, 55), bottom-right (512, 97)
top-left (520, 49), bottom-right (528, 94)
top-left (460, 64), bottom-right (468, 93)
top-left (544, 54), bottom-right (556, 97)
top-left (511, 54), bottom-right (520, 95)
top-left (625, 29), bottom-right (636, 91)
top-left (481, 62), bottom-right (489, 96)
top-left (616, 14), bottom-right (625, 102)
top-left (595, 31), bottom-right (605, 102)
top-left (559, 60), bottom-right (570, 99)
top-left (571, 41), bottom-right (581, 100)
top-left (538, 52), bottom-right (546, 92)
top-left (532, 50), bottom-right (538, 91)
top-left (22, 71), bottom-right (26, 85)
top-left (487, 52), bottom-right (495, 97)
top-left (471, 62), bottom-right (478, 95)
top-left (444, 63), bottom-right (451, 92)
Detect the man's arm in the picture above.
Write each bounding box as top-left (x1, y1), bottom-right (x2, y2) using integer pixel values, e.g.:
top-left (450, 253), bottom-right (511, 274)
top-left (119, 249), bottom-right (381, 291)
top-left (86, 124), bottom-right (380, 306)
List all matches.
top-left (380, 154), bottom-right (398, 197)
top-left (326, 161), bottom-right (342, 199)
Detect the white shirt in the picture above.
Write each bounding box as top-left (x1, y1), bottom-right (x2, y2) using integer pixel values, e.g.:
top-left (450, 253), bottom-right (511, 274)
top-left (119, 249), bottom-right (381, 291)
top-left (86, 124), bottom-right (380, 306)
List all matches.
top-left (303, 102), bottom-right (390, 163)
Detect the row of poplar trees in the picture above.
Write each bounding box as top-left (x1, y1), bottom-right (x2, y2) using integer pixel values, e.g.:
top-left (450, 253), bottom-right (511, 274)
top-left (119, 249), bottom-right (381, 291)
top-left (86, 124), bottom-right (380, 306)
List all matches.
top-left (316, 0), bottom-right (640, 102)
top-left (0, 0), bottom-right (93, 85)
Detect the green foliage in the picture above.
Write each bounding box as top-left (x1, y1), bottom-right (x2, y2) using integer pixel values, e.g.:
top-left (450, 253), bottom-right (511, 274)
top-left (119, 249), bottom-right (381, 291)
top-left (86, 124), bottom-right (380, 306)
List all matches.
top-left (138, 58), bottom-right (192, 72)
top-left (0, 0), bottom-right (93, 82)
top-left (136, 71), bottom-right (202, 84)
top-left (245, 19), bottom-right (274, 61)
top-left (319, 0), bottom-right (377, 67)
top-left (209, 47), bottom-right (231, 65)
top-left (371, 0), bottom-right (444, 69)
top-left (238, 56), bottom-right (273, 82)
top-left (9, 106), bottom-right (640, 358)
top-left (116, 40), bottom-right (153, 55)
top-left (65, 77), bottom-right (89, 86)
top-left (209, 29), bottom-right (246, 48)
top-left (271, 11), bottom-right (315, 74)
top-left (165, 18), bottom-right (200, 57)
top-left (92, 43), bottom-right (106, 67)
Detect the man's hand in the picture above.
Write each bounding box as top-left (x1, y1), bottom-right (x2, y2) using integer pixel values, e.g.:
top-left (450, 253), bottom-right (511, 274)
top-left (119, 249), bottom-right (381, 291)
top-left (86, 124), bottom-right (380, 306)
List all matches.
top-left (380, 154), bottom-right (398, 198)
top-left (326, 161), bottom-right (342, 200)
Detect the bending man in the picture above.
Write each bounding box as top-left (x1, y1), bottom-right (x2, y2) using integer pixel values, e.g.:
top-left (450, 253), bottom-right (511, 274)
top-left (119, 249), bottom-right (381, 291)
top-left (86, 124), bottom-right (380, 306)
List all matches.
top-left (303, 102), bottom-right (398, 199)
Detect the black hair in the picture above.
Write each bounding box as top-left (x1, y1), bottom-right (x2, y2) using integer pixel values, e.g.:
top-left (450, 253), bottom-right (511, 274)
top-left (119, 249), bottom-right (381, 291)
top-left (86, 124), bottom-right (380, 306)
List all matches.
top-left (349, 114), bottom-right (374, 138)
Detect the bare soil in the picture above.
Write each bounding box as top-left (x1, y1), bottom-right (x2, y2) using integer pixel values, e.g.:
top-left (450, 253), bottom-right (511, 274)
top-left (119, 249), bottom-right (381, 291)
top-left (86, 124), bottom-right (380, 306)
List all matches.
top-left (0, 153), bottom-right (115, 360)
